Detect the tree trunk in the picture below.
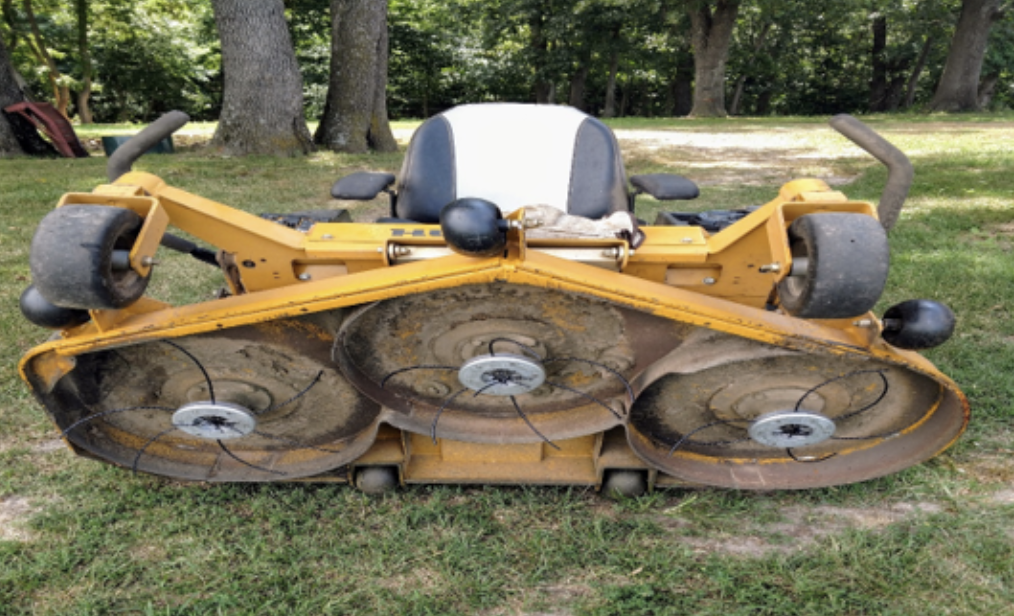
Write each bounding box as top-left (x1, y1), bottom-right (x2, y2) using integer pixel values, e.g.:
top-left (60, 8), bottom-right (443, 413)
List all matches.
top-left (210, 0), bottom-right (314, 156)
top-left (76, 0), bottom-right (93, 124)
top-left (927, 0), bottom-right (1004, 112)
top-left (674, 50), bottom-right (694, 116)
top-left (534, 81), bottom-right (552, 104)
top-left (619, 78), bottom-right (629, 117)
top-left (23, 0), bottom-right (70, 118)
top-left (755, 89), bottom-right (772, 115)
top-left (688, 0), bottom-right (741, 117)
top-left (729, 75), bottom-right (746, 115)
top-left (315, 0), bottom-right (397, 153)
top-left (870, 15), bottom-right (888, 112)
top-left (0, 34), bottom-right (55, 156)
top-left (729, 22), bottom-right (770, 116)
top-left (569, 62), bottom-right (589, 110)
top-left (603, 50), bottom-right (619, 118)
top-left (531, 12), bottom-right (552, 104)
top-left (0, 33), bottom-right (23, 155)
top-left (903, 35), bottom-right (934, 108)
top-left (884, 74), bottom-right (908, 111)
top-left (978, 70), bottom-right (1000, 108)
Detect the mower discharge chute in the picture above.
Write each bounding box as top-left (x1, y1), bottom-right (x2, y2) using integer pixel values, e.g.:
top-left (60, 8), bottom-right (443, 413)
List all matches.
top-left (18, 104), bottom-right (967, 495)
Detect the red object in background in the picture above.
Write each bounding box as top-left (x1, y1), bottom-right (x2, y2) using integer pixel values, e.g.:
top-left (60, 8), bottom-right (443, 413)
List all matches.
top-left (3, 101), bottom-right (89, 158)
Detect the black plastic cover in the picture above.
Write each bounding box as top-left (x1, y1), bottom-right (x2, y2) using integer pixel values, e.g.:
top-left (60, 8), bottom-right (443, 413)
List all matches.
top-left (882, 300), bottom-right (955, 350)
top-left (440, 198), bottom-right (505, 257)
top-left (654, 207), bottom-right (759, 233)
top-left (630, 174), bottom-right (700, 201)
top-left (261, 209), bottom-right (352, 232)
top-left (396, 115), bottom-right (456, 222)
top-left (568, 118), bottom-right (631, 217)
top-left (332, 171), bottom-right (396, 200)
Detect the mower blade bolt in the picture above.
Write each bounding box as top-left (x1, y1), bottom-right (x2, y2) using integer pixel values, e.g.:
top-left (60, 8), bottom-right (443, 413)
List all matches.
top-left (458, 353), bottom-right (546, 396)
top-left (748, 410), bottom-right (835, 448)
top-left (173, 401), bottom-right (257, 440)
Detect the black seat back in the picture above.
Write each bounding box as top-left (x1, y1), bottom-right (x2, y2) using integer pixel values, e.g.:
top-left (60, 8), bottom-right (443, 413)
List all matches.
top-left (396, 103), bottom-right (629, 223)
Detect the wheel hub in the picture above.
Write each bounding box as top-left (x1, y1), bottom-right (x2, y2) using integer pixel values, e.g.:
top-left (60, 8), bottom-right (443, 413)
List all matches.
top-left (173, 401), bottom-right (257, 440)
top-left (747, 410), bottom-right (836, 448)
top-left (457, 354), bottom-right (546, 396)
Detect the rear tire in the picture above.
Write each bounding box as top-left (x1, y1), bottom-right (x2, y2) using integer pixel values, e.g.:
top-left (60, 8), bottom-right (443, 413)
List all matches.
top-left (777, 213), bottom-right (888, 319)
top-left (601, 470), bottom-right (647, 499)
top-left (30, 205), bottom-right (150, 310)
top-left (355, 466), bottom-right (399, 494)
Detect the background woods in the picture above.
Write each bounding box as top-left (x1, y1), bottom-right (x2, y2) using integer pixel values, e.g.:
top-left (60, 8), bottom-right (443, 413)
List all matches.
top-left (0, 0), bottom-right (1012, 154)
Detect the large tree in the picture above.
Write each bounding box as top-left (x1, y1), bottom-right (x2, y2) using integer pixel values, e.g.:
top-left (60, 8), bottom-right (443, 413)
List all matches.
top-left (928, 0), bottom-right (1009, 111)
top-left (687, 0), bottom-right (740, 117)
top-left (315, 0), bottom-right (396, 153)
top-left (210, 0), bottom-right (313, 156)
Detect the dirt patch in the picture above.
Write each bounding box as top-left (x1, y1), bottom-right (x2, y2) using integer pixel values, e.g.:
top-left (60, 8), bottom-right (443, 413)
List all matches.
top-left (32, 438), bottom-right (66, 454)
top-left (991, 489), bottom-right (1014, 505)
top-left (988, 222), bottom-right (1014, 236)
top-left (956, 452), bottom-right (1014, 484)
top-left (877, 121), bottom-right (1014, 132)
top-left (378, 566), bottom-right (443, 592)
top-left (513, 583), bottom-right (591, 616)
top-left (0, 496), bottom-right (38, 542)
top-left (128, 543), bottom-right (169, 562)
top-left (615, 129), bottom-right (864, 187)
top-left (674, 502), bottom-right (943, 557)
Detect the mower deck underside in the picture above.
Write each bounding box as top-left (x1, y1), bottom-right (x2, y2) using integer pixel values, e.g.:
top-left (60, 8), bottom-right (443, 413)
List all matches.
top-left (25, 282), bottom-right (968, 491)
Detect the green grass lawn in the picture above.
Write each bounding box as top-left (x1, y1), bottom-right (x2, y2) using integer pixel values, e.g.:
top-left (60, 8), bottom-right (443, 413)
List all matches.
top-left (1, 116), bottom-right (1013, 615)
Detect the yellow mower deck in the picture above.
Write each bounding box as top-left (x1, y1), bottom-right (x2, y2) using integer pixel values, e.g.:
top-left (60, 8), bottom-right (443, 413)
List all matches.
top-left (19, 170), bottom-right (969, 492)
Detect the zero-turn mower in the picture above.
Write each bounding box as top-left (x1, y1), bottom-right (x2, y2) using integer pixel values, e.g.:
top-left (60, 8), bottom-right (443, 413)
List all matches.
top-left (18, 104), bottom-right (967, 495)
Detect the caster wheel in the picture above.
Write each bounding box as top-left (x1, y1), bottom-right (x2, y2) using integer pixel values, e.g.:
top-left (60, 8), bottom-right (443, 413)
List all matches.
top-left (778, 213), bottom-right (889, 318)
top-left (601, 470), bottom-right (647, 499)
top-left (355, 466), bottom-right (399, 494)
top-left (30, 205), bottom-right (150, 310)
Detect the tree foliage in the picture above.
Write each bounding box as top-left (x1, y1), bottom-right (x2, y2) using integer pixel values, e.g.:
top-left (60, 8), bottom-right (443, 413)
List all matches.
top-left (0, 0), bottom-right (1012, 125)
top-left (2, 0), bottom-right (219, 123)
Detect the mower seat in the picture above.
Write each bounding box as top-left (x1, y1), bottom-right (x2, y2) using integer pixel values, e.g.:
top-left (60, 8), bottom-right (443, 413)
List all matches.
top-left (393, 103), bottom-right (631, 223)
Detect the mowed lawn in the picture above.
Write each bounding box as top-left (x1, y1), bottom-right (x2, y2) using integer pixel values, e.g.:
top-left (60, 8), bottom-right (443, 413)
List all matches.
top-left (1, 114), bottom-right (1013, 615)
